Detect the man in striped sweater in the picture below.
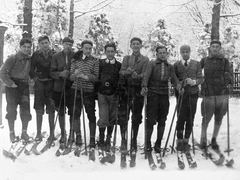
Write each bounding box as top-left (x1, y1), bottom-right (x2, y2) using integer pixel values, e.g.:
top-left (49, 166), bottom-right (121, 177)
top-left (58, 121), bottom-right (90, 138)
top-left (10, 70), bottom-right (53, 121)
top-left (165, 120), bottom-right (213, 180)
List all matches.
top-left (173, 45), bottom-right (203, 152)
top-left (69, 40), bottom-right (99, 151)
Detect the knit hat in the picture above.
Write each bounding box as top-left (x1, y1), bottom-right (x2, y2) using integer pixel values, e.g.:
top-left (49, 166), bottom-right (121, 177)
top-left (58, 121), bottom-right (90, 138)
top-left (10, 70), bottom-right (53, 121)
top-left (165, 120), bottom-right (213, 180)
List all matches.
top-left (180, 45), bottom-right (191, 51)
top-left (62, 37), bottom-right (74, 44)
top-left (210, 40), bottom-right (221, 47)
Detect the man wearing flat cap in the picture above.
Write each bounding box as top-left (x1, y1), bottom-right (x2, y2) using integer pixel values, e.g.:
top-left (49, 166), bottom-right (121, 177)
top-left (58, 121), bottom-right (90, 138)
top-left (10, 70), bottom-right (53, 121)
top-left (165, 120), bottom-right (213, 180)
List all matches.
top-left (50, 37), bottom-right (75, 144)
top-left (200, 40), bottom-right (232, 151)
top-left (173, 45), bottom-right (203, 153)
top-left (118, 37), bottom-right (149, 168)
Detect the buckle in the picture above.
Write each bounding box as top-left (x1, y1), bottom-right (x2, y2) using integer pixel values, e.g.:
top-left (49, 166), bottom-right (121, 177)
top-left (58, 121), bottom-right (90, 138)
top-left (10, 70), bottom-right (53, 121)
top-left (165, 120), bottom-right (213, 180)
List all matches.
top-left (105, 82), bottom-right (110, 87)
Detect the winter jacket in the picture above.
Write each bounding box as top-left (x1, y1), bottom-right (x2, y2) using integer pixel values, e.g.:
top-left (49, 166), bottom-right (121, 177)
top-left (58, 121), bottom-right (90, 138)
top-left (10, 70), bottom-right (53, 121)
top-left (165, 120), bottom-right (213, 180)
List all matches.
top-left (200, 55), bottom-right (232, 96)
top-left (0, 51), bottom-right (31, 87)
top-left (30, 49), bottom-right (55, 81)
top-left (142, 59), bottom-right (180, 95)
top-left (120, 54), bottom-right (149, 86)
top-left (98, 58), bottom-right (121, 95)
top-left (174, 59), bottom-right (203, 94)
top-left (50, 50), bottom-right (75, 92)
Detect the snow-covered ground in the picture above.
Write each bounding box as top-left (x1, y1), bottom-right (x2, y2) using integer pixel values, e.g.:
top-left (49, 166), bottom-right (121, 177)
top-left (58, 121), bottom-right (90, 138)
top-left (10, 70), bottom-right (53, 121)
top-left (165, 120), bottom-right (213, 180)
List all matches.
top-left (0, 95), bottom-right (239, 180)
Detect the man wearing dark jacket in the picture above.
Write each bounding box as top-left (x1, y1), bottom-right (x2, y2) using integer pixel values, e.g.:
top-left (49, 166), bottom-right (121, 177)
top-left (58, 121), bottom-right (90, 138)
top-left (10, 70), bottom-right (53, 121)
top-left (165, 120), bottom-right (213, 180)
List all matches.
top-left (0, 38), bottom-right (32, 142)
top-left (118, 37), bottom-right (149, 168)
top-left (50, 37), bottom-right (75, 143)
top-left (174, 45), bottom-right (203, 152)
top-left (30, 36), bottom-right (55, 141)
top-left (200, 40), bottom-right (232, 150)
top-left (141, 45), bottom-right (180, 156)
top-left (97, 43), bottom-right (121, 152)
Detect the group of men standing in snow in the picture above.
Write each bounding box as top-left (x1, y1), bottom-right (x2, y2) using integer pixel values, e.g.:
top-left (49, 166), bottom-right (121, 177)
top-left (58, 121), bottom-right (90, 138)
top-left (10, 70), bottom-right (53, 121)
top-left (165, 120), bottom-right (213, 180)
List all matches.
top-left (0, 35), bottom-right (232, 166)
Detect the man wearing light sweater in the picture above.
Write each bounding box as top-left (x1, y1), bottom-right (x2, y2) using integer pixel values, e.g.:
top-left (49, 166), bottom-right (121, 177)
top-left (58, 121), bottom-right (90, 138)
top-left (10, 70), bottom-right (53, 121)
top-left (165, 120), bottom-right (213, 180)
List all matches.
top-left (173, 45), bottom-right (203, 152)
top-left (69, 40), bottom-right (99, 152)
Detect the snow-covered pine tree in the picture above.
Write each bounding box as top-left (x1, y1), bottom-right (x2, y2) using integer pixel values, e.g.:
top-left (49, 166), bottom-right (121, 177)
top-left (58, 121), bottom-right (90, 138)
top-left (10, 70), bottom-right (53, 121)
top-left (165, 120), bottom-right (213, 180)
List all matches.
top-left (85, 13), bottom-right (122, 58)
top-left (143, 19), bottom-right (175, 62)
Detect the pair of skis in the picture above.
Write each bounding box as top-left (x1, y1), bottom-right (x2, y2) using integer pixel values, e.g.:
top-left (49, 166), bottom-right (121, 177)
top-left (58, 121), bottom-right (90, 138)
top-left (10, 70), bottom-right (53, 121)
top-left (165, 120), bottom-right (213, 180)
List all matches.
top-left (147, 151), bottom-right (166, 170)
top-left (177, 149), bottom-right (197, 169)
top-left (3, 137), bottom-right (34, 161)
top-left (98, 147), bottom-right (115, 164)
top-left (194, 140), bottom-right (234, 167)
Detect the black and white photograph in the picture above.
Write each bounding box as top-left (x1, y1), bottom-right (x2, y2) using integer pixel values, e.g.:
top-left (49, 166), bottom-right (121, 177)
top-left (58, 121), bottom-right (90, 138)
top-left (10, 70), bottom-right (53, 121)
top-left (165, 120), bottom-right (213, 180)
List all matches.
top-left (0, 0), bottom-right (239, 180)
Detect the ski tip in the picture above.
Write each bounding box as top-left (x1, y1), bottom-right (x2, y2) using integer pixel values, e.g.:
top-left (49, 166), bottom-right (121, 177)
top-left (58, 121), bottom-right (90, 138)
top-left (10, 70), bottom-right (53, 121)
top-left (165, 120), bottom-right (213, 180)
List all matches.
top-left (225, 159), bottom-right (234, 167)
top-left (150, 164), bottom-right (157, 170)
top-left (159, 163), bottom-right (166, 169)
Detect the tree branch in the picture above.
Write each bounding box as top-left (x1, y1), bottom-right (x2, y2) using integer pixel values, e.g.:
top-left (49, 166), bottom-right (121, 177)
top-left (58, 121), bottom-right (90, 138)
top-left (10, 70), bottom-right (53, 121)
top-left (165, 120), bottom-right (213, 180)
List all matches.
top-left (74, 0), bottom-right (115, 19)
top-left (220, 12), bottom-right (240, 17)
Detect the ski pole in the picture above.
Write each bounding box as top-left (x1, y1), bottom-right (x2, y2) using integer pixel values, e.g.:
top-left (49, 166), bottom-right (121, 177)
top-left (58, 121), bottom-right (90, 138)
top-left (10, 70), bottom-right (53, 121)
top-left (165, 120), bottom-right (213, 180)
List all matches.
top-left (171, 89), bottom-right (184, 154)
top-left (188, 92), bottom-right (195, 155)
top-left (67, 79), bottom-right (78, 151)
top-left (80, 79), bottom-right (88, 156)
top-left (47, 78), bottom-right (67, 148)
top-left (163, 91), bottom-right (181, 157)
top-left (112, 94), bottom-right (119, 153)
top-left (224, 86), bottom-right (233, 156)
top-left (143, 95), bottom-right (147, 159)
top-left (203, 92), bottom-right (208, 159)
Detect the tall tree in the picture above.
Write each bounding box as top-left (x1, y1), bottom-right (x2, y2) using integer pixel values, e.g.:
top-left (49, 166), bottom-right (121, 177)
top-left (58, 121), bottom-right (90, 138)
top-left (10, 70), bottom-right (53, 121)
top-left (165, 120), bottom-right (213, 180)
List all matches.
top-left (211, 0), bottom-right (221, 40)
top-left (22, 0), bottom-right (33, 39)
top-left (68, 0), bottom-right (74, 38)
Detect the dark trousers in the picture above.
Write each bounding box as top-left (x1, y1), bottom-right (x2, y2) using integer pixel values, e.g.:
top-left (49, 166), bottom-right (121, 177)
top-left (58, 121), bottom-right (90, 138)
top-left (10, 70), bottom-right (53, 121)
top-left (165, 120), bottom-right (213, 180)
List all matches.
top-left (147, 93), bottom-right (169, 128)
top-left (5, 79), bottom-right (31, 122)
top-left (70, 89), bottom-right (96, 123)
top-left (176, 92), bottom-right (198, 139)
top-left (52, 88), bottom-right (73, 116)
top-left (34, 80), bottom-right (54, 115)
top-left (70, 89), bottom-right (96, 137)
top-left (118, 85), bottom-right (144, 127)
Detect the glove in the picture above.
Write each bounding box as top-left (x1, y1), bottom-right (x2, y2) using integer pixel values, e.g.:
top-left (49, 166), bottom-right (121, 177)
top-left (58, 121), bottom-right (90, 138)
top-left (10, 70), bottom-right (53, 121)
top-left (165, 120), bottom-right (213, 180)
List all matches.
top-left (33, 77), bottom-right (38, 83)
top-left (79, 74), bottom-right (89, 80)
top-left (126, 67), bottom-right (134, 75)
top-left (185, 78), bottom-right (196, 86)
top-left (224, 72), bottom-right (231, 85)
top-left (11, 83), bottom-right (18, 88)
top-left (69, 74), bottom-right (76, 81)
top-left (176, 84), bottom-right (182, 92)
top-left (59, 70), bottom-right (70, 78)
top-left (131, 71), bottom-right (138, 79)
top-left (141, 87), bottom-right (148, 96)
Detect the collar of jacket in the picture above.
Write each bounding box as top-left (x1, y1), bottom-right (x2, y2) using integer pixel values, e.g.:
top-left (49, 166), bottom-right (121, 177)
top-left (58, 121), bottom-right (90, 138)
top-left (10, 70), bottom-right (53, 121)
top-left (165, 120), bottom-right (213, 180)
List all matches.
top-left (16, 51), bottom-right (31, 61)
top-left (181, 57), bottom-right (191, 65)
top-left (131, 53), bottom-right (141, 63)
top-left (105, 58), bottom-right (116, 64)
top-left (35, 49), bottom-right (54, 56)
top-left (208, 53), bottom-right (224, 59)
top-left (156, 58), bottom-right (168, 65)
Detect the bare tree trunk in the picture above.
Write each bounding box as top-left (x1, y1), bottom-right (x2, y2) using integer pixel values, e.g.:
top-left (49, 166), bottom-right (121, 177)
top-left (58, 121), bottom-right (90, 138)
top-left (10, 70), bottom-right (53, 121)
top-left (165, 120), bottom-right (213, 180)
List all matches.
top-left (69, 0), bottom-right (74, 38)
top-left (22, 0), bottom-right (32, 39)
top-left (0, 26), bottom-right (7, 128)
top-left (211, 0), bottom-right (221, 41)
